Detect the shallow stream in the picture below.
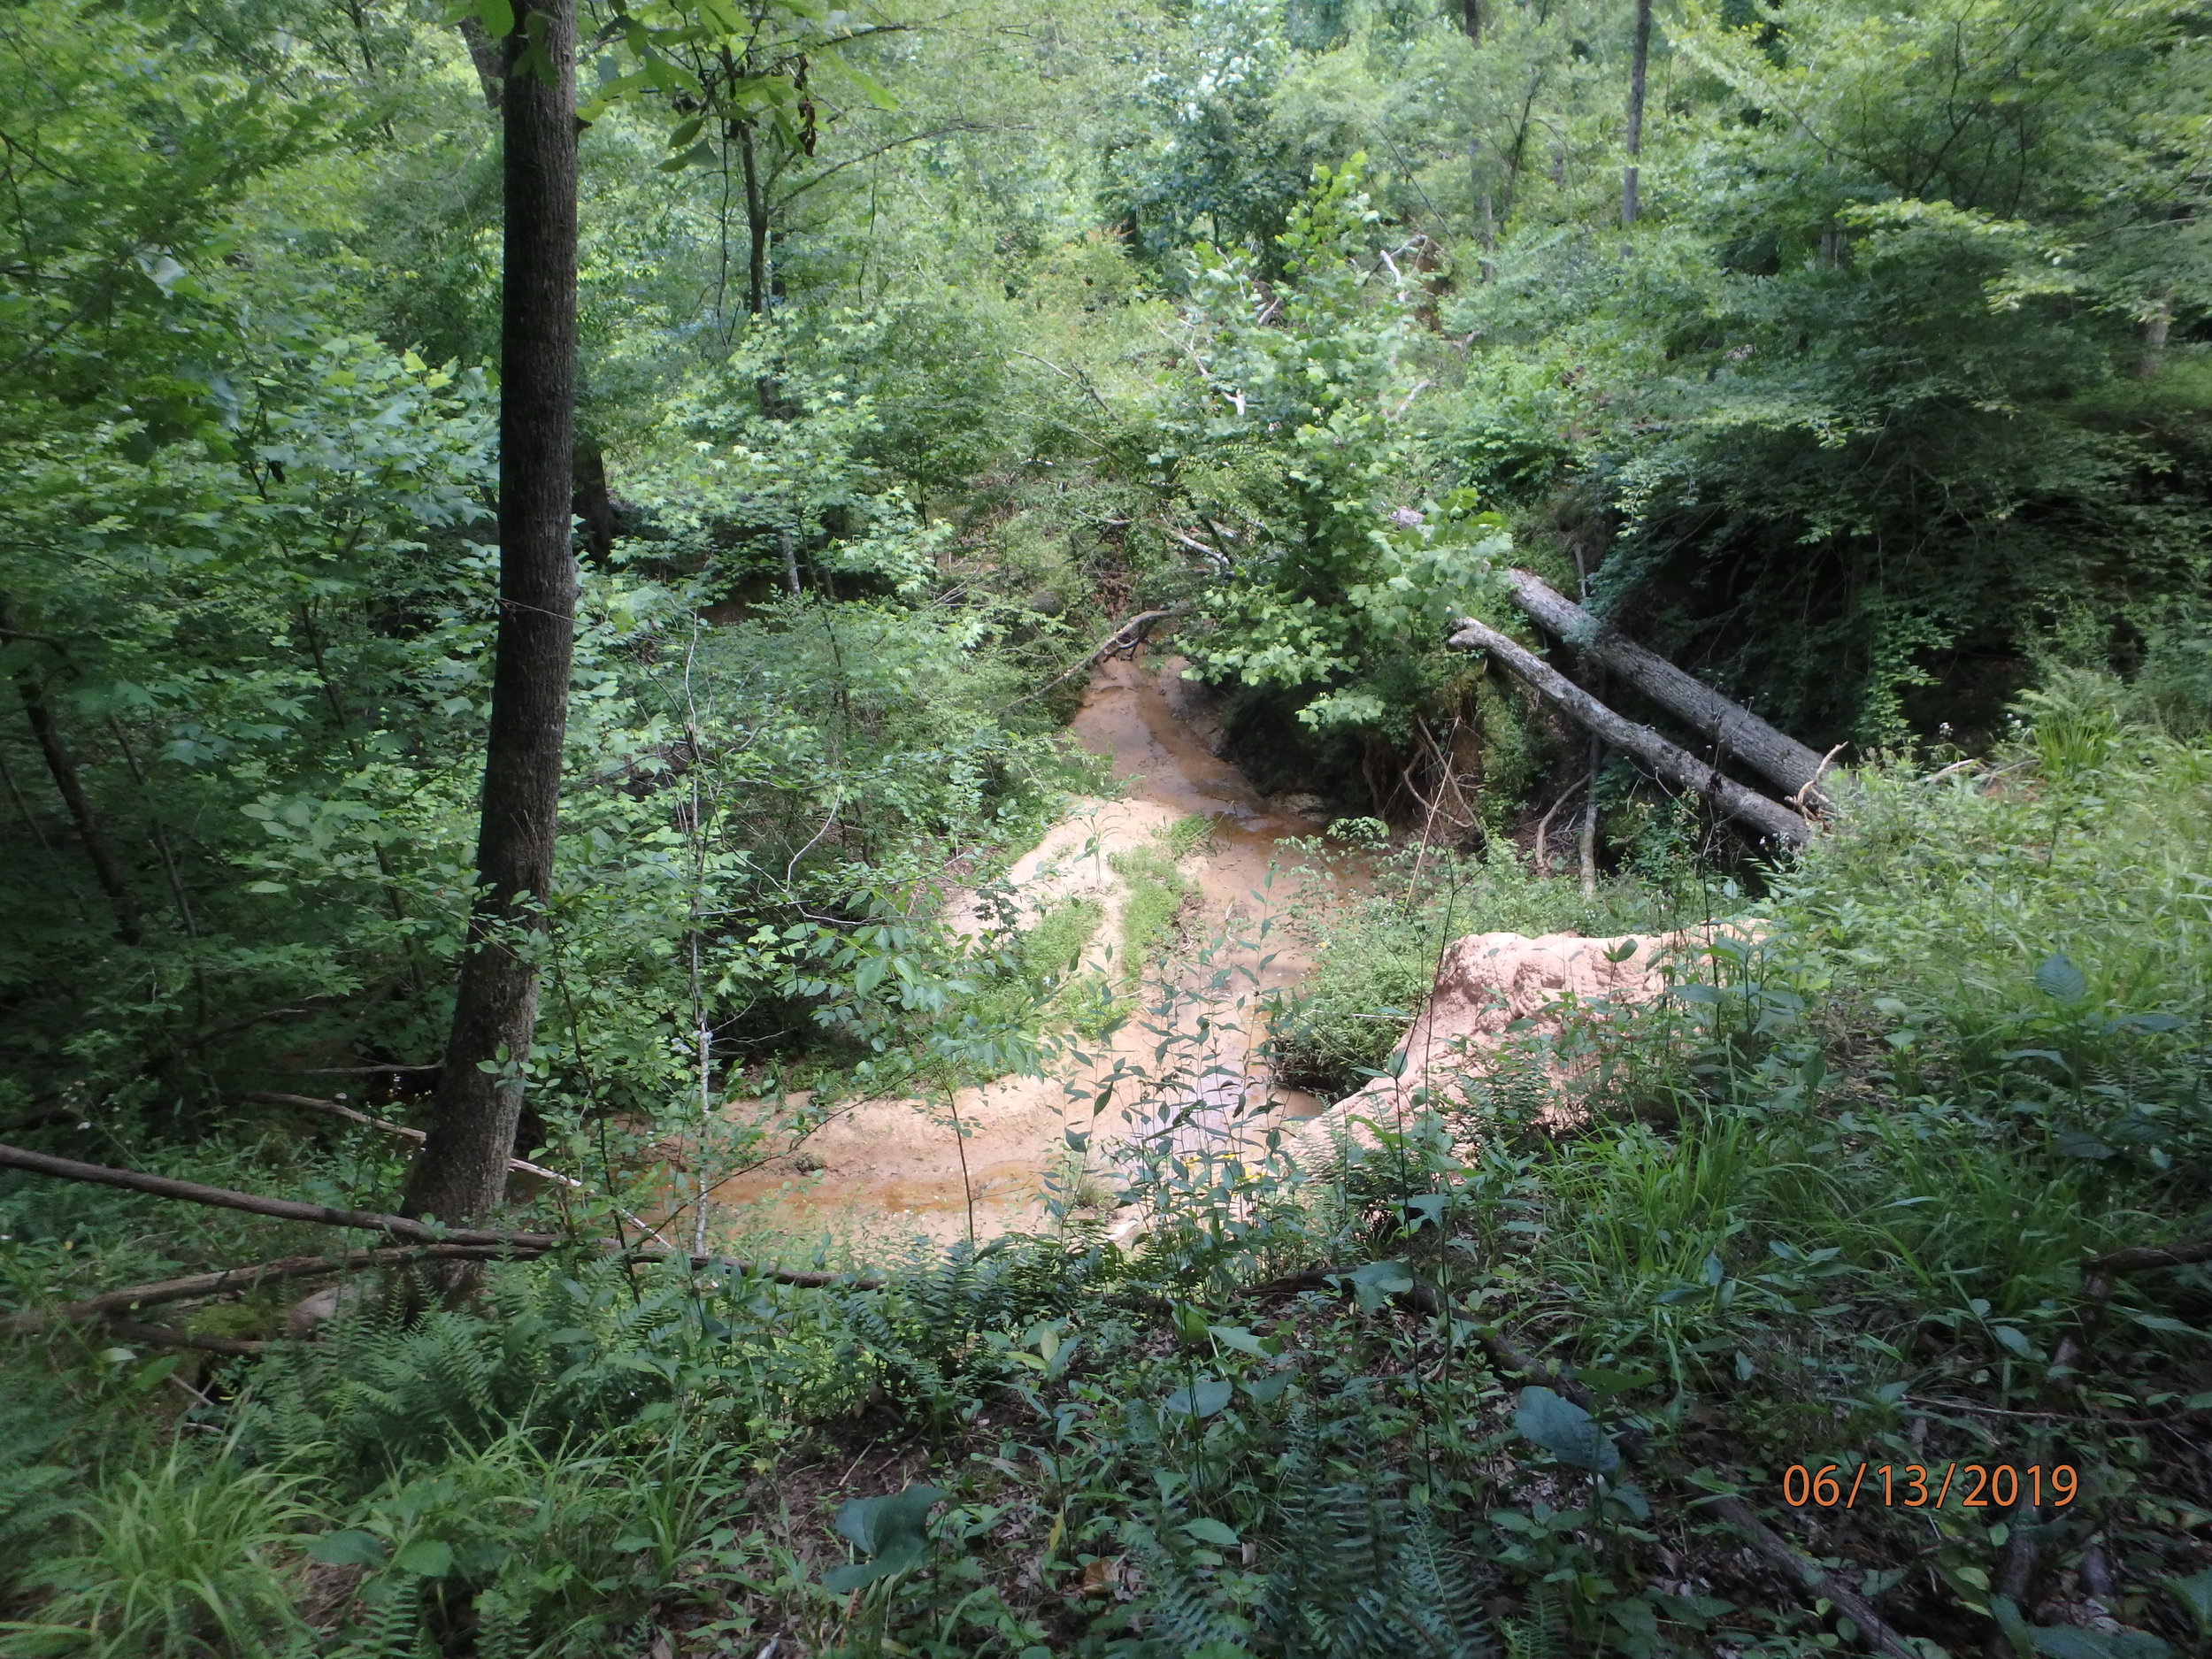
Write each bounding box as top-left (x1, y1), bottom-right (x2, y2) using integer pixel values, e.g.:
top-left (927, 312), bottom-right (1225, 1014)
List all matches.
top-left (703, 649), bottom-right (1354, 1253)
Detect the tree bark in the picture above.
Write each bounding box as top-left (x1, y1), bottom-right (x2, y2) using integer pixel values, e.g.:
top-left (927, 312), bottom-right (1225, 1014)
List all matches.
top-left (2, 1140), bottom-right (540, 1245)
top-left (1460, 0), bottom-right (1481, 41)
top-left (572, 438), bottom-right (617, 562)
top-left (456, 15), bottom-right (505, 110)
top-left (1449, 618), bottom-right (1813, 848)
top-left (739, 119), bottom-right (770, 320)
top-left (1502, 570), bottom-right (1834, 806)
top-left (403, 0), bottom-right (580, 1227)
top-left (13, 671), bottom-right (140, 943)
top-left (6, 1244), bottom-right (517, 1333)
top-left (1578, 731), bottom-right (1602, 895)
top-left (1623, 0), bottom-right (1652, 227)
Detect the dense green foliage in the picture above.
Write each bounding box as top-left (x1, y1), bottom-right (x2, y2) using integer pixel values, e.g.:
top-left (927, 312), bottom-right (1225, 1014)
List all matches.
top-left (3, 0), bottom-right (2210, 1650)
top-left (8, 717), bottom-right (2212, 1655)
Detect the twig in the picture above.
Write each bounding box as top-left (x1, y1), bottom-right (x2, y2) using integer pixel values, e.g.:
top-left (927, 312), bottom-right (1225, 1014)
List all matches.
top-left (1008, 349), bottom-right (1113, 414)
top-left (1916, 756), bottom-right (1981, 787)
top-left (288, 1064), bottom-right (440, 1076)
top-left (1532, 773), bottom-right (1584, 873)
top-left (1017, 609), bottom-right (1185, 705)
top-left (1788, 742), bottom-right (1849, 811)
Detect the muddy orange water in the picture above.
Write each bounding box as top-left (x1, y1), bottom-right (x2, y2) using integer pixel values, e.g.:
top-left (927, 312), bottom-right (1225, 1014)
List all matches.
top-left (699, 650), bottom-right (1355, 1257)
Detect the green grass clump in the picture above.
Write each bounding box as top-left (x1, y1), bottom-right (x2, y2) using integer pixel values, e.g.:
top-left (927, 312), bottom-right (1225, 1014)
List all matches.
top-left (5, 1452), bottom-right (313, 1658)
top-left (1017, 896), bottom-right (1103, 987)
top-left (1107, 817), bottom-right (1212, 981)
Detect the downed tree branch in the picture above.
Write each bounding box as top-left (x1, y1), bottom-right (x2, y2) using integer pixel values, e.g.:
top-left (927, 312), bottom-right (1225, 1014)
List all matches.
top-left (242, 1092), bottom-right (674, 1248)
top-left (0, 1141), bottom-right (885, 1292)
top-left (1502, 571), bottom-right (1837, 808)
top-left (2045, 1235), bottom-right (2212, 1398)
top-left (1022, 608), bottom-right (1186, 703)
top-left (6, 1244), bottom-right (518, 1334)
top-left (0, 1140), bottom-right (547, 1246)
top-left (1691, 1483), bottom-right (1923, 1659)
top-left (1449, 618), bottom-right (1814, 848)
top-left (96, 1317), bottom-right (269, 1357)
top-left (1236, 1263), bottom-right (1443, 1315)
top-left (2083, 1237), bottom-right (2212, 1276)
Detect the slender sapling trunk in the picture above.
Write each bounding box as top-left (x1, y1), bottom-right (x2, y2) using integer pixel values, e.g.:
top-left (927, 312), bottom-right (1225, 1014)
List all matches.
top-left (1623, 0), bottom-right (1652, 227)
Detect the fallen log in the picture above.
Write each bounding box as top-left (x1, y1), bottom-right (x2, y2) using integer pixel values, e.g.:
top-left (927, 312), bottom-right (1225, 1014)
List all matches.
top-left (0, 1141), bottom-right (546, 1246)
top-left (1502, 571), bottom-right (1836, 808)
top-left (0, 1141), bottom-right (886, 1296)
top-left (1448, 618), bottom-right (1814, 848)
top-left (101, 1317), bottom-right (268, 1357)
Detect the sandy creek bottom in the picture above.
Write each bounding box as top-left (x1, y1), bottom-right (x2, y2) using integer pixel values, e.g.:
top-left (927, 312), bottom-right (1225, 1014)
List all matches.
top-left (697, 650), bottom-right (1363, 1257)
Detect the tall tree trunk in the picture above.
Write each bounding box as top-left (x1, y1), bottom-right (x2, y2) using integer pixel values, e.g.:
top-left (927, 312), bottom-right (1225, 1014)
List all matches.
top-left (403, 0), bottom-right (579, 1226)
top-left (1623, 0), bottom-right (1652, 227)
top-left (1501, 69), bottom-right (1545, 225)
top-left (1461, 0), bottom-right (1481, 41)
top-left (572, 437), bottom-right (617, 562)
top-left (1468, 136), bottom-right (1496, 273)
top-left (739, 120), bottom-right (770, 320)
top-left (13, 672), bottom-right (140, 944)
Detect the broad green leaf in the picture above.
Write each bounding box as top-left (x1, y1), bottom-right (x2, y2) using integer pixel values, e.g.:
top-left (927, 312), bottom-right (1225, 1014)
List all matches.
top-left (2030, 1628), bottom-right (2170, 1659)
top-left (2035, 953), bottom-right (2087, 1003)
top-left (1513, 1386), bottom-right (1619, 1476)
top-left (2162, 1567), bottom-right (2212, 1635)
top-left (1344, 1259), bottom-right (1413, 1312)
top-left (395, 1539), bottom-right (453, 1578)
top-left (1164, 1378), bottom-right (1233, 1418)
top-left (2128, 1312), bottom-right (2205, 1338)
top-left (826, 1483), bottom-right (942, 1590)
top-left (2114, 1012), bottom-right (2185, 1033)
top-left (310, 1530), bottom-right (388, 1568)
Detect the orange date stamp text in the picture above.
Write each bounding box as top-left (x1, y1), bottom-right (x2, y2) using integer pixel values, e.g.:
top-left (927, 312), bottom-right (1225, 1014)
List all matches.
top-left (1780, 1463), bottom-right (2077, 1510)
